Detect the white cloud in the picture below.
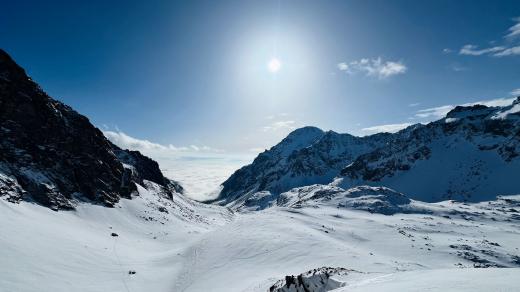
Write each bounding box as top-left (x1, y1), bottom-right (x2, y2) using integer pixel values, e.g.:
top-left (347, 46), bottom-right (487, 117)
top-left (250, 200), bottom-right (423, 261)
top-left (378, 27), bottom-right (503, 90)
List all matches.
top-left (263, 120), bottom-right (297, 132)
top-left (414, 97), bottom-right (517, 119)
top-left (415, 105), bottom-right (455, 119)
top-left (337, 62), bottom-right (349, 71)
top-left (408, 103), bottom-right (420, 107)
top-left (510, 88), bottom-right (520, 96)
top-left (102, 130), bottom-right (247, 202)
top-left (361, 122), bottom-right (413, 134)
top-left (506, 17), bottom-right (520, 39)
top-left (337, 57), bottom-right (407, 79)
top-left (443, 48), bottom-right (453, 54)
top-left (459, 44), bottom-right (505, 56)
top-left (493, 46), bottom-right (520, 57)
top-left (103, 130), bottom-right (221, 153)
top-left (456, 18), bottom-right (520, 57)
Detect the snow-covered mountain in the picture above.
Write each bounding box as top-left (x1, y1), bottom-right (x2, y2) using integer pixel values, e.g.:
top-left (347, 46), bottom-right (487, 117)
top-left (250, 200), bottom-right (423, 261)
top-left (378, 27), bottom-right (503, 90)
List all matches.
top-left (0, 49), bottom-right (182, 210)
top-left (218, 99), bottom-right (520, 209)
top-left (217, 126), bottom-right (392, 206)
top-left (338, 101), bottom-right (520, 202)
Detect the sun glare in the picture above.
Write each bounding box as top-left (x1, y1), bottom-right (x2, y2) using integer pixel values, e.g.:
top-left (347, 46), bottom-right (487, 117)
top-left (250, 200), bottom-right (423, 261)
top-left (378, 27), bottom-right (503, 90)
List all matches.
top-left (267, 58), bottom-right (281, 73)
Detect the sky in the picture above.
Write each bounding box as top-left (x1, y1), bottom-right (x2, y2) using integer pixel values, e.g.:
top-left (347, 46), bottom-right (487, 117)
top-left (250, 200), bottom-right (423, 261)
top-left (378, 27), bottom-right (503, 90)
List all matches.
top-left (2, 0), bottom-right (520, 199)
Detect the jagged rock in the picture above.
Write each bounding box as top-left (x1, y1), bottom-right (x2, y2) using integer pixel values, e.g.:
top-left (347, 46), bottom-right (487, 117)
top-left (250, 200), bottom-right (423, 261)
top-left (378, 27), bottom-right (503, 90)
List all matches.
top-left (269, 267), bottom-right (356, 292)
top-left (0, 49), bottom-right (182, 210)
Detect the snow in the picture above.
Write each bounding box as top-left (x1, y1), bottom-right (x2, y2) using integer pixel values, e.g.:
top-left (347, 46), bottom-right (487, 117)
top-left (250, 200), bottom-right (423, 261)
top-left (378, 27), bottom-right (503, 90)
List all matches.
top-left (340, 268), bottom-right (520, 291)
top-left (2, 186), bottom-right (520, 292)
top-left (492, 103), bottom-right (520, 119)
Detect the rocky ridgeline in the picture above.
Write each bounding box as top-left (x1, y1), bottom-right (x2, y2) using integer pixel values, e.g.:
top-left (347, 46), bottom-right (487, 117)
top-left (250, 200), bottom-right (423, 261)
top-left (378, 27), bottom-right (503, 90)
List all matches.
top-left (0, 49), bottom-right (182, 210)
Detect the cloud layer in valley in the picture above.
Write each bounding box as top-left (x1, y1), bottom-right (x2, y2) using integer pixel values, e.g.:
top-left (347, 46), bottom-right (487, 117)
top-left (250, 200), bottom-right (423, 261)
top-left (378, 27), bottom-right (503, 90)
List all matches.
top-left (103, 130), bottom-right (252, 201)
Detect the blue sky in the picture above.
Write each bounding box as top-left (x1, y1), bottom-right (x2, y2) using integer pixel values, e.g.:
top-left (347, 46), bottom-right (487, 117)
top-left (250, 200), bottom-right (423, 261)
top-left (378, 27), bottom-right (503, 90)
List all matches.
top-left (2, 1), bottom-right (520, 198)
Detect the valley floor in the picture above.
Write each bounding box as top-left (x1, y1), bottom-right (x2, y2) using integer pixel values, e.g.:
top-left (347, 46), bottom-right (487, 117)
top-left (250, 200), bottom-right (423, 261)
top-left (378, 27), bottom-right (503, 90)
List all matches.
top-left (1, 189), bottom-right (520, 292)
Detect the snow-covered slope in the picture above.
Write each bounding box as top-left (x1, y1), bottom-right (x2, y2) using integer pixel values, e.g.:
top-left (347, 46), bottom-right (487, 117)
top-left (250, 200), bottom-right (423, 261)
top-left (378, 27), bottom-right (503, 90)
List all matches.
top-left (0, 182), bottom-right (232, 292)
top-left (3, 187), bottom-right (520, 292)
top-left (219, 98), bottom-right (520, 210)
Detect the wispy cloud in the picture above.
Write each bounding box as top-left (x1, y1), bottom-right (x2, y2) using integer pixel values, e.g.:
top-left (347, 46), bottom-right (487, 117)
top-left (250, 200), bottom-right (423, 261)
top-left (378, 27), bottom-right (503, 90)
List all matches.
top-left (337, 57), bottom-right (407, 79)
top-left (459, 44), bottom-right (505, 56)
top-left (337, 62), bottom-right (349, 71)
top-left (408, 102), bottom-right (421, 107)
top-left (511, 88), bottom-right (520, 96)
top-left (361, 122), bottom-right (413, 134)
top-left (493, 46), bottom-right (520, 57)
top-left (506, 17), bottom-right (520, 39)
top-left (443, 48), bottom-right (453, 54)
top-left (457, 17), bottom-right (520, 57)
top-left (103, 130), bottom-right (221, 153)
top-left (415, 105), bottom-right (456, 119)
top-left (262, 120), bottom-right (297, 132)
top-left (449, 63), bottom-right (468, 72)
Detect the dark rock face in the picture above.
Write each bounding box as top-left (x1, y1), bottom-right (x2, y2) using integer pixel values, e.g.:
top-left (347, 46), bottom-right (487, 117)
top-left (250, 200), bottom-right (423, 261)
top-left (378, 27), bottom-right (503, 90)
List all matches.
top-left (0, 49), bottom-right (181, 210)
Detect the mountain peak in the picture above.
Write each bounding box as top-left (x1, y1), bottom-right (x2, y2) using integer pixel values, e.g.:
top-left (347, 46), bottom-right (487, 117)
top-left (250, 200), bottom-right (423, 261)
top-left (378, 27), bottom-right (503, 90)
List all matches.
top-left (286, 126), bottom-right (324, 138)
top-left (0, 49), bottom-right (28, 82)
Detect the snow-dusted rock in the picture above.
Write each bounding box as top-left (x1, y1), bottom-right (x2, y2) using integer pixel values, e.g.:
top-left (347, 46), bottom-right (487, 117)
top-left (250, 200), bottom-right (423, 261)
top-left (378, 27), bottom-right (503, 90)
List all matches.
top-left (276, 185), bottom-right (412, 215)
top-left (0, 49), bottom-right (182, 210)
top-left (269, 267), bottom-right (355, 292)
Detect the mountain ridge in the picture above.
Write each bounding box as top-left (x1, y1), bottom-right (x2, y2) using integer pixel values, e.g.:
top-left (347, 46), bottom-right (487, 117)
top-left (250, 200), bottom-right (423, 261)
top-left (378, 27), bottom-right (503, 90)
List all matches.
top-left (218, 96), bottom-right (520, 209)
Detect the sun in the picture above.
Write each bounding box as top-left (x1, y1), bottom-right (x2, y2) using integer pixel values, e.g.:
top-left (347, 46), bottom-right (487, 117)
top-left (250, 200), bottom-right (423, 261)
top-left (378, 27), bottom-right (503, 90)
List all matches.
top-left (267, 58), bottom-right (281, 73)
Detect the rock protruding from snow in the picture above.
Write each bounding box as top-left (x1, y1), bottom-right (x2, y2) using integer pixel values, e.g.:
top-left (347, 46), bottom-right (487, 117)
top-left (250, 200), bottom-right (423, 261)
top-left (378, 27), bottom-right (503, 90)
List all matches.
top-left (269, 267), bottom-right (355, 292)
top-left (276, 185), bottom-right (412, 215)
top-left (0, 49), bottom-right (181, 210)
